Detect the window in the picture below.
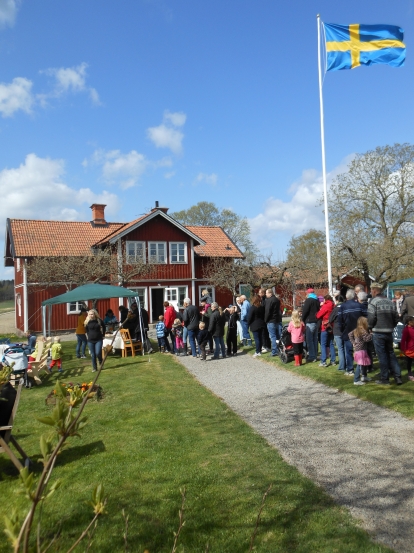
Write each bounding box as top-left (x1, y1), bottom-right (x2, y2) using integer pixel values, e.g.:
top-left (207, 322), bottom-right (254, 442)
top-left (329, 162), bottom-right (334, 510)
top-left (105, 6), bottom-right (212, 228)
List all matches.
top-left (170, 242), bottom-right (187, 263)
top-left (149, 242), bottom-right (166, 263)
top-left (198, 285), bottom-right (215, 303)
top-left (126, 241), bottom-right (145, 263)
top-left (128, 287), bottom-right (147, 310)
top-left (67, 301), bottom-right (87, 315)
top-left (16, 258), bottom-right (20, 272)
top-left (177, 286), bottom-right (188, 308)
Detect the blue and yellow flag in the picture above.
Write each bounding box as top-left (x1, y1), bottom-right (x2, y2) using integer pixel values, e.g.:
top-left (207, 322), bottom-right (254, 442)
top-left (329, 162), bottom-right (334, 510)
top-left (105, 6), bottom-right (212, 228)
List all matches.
top-left (324, 23), bottom-right (405, 71)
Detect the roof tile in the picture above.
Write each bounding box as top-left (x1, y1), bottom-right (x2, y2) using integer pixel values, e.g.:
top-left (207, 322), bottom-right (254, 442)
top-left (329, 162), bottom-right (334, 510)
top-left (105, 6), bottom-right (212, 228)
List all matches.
top-left (186, 226), bottom-right (244, 258)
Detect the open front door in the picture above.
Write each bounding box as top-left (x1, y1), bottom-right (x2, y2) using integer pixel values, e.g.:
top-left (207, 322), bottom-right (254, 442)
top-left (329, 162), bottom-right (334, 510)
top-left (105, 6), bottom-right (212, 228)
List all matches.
top-left (165, 287), bottom-right (179, 312)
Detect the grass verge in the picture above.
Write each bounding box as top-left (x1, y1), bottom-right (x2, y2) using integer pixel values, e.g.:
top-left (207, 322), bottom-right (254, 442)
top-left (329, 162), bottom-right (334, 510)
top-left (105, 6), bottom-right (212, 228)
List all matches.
top-left (249, 346), bottom-right (414, 419)
top-left (0, 343), bottom-right (393, 552)
top-left (0, 300), bottom-right (14, 314)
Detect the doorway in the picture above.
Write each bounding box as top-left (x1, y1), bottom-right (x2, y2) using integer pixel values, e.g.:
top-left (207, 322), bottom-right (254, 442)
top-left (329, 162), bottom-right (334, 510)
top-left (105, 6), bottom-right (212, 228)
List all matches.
top-left (151, 288), bottom-right (164, 322)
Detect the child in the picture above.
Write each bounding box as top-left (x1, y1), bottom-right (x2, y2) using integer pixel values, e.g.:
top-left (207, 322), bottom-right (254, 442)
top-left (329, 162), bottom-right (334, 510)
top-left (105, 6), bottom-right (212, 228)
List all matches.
top-left (287, 310), bottom-right (305, 366)
top-left (49, 336), bottom-right (63, 372)
top-left (197, 322), bottom-right (209, 360)
top-left (172, 318), bottom-right (184, 356)
top-left (155, 315), bottom-right (166, 353)
top-left (348, 317), bottom-right (372, 385)
top-left (400, 316), bottom-right (414, 381)
top-left (224, 305), bottom-right (239, 356)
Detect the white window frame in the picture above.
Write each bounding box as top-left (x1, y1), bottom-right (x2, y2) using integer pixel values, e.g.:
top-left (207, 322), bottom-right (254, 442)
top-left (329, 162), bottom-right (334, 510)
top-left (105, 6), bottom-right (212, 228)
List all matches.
top-left (198, 285), bottom-right (215, 304)
top-left (126, 241), bottom-right (146, 263)
top-left (67, 301), bottom-right (87, 315)
top-left (177, 286), bottom-right (188, 309)
top-left (148, 242), bottom-right (167, 264)
top-left (128, 287), bottom-right (148, 311)
top-left (169, 242), bottom-right (187, 264)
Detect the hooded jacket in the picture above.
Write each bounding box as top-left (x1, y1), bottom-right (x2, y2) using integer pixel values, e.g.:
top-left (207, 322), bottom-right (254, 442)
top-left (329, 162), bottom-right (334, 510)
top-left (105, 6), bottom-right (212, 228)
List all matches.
top-left (301, 294), bottom-right (320, 324)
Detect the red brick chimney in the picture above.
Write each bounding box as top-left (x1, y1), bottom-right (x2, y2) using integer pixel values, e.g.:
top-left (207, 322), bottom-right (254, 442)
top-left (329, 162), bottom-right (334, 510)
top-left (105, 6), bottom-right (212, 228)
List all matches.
top-left (90, 204), bottom-right (107, 226)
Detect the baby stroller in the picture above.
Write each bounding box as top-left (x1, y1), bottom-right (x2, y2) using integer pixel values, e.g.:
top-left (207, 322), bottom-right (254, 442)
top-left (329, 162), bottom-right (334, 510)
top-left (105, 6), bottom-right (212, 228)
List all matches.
top-left (278, 324), bottom-right (308, 364)
top-left (2, 345), bottom-right (30, 388)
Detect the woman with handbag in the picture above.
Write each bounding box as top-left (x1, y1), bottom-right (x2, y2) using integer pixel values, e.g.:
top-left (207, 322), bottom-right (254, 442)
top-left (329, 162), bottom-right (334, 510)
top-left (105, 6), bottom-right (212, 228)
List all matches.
top-left (316, 295), bottom-right (336, 367)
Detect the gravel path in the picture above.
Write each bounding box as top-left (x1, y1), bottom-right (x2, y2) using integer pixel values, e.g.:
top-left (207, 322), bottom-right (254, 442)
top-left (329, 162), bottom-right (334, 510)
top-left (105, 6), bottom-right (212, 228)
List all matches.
top-left (176, 350), bottom-right (414, 553)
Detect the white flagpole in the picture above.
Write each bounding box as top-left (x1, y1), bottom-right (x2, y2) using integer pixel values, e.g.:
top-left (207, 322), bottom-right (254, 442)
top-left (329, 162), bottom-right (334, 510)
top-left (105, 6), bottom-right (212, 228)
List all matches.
top-left (317, 14), bottom-right (333, 294)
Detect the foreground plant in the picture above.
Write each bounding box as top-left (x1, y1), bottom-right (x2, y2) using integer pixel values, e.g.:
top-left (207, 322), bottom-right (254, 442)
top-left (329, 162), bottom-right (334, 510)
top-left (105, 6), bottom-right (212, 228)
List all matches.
top-left (3, 344), bottom-right (115, 553)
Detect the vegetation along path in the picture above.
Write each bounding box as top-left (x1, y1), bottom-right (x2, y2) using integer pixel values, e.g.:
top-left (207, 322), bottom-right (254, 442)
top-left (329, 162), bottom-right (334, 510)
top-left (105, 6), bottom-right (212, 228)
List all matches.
top-left (177, 351), bottom-right (414, 553)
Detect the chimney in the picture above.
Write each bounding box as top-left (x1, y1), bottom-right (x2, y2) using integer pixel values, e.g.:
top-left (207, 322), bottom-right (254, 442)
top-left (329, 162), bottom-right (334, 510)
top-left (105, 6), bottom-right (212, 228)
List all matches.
top-left (151, 200), bottom-right (169, 214)
top-left (90, 204), bottom-right (107, 226)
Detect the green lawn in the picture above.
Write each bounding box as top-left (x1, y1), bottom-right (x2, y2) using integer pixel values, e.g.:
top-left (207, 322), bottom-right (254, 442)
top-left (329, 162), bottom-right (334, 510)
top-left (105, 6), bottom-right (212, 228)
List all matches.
top-left (0, 300), bottom-right (14, 314)
top-left (249, 346), bottom-right (414, 419)
top-left (0, 344), bottom-right (393, 552)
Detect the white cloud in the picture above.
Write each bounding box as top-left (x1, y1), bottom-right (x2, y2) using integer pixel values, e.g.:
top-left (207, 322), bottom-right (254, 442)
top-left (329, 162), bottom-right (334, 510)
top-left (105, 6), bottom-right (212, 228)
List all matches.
top-left (0, 0), bottom-right (19, 28)
top-left (0, 153), bottom-right (121, 224)
top-left (88, 149), bottom-right (149, 189)
top-left (249, 156), bottom-right (353, 251)
top-left (164, 110), bottom-right (186, 127)
top-left (147, 110), bottom-right (186, 154)
top-left (194, 172), bottom-right (218, 186)
top-left (0, 77), bottom-right (33, 117)
top-left (42, 62), bottom-right (101, 105)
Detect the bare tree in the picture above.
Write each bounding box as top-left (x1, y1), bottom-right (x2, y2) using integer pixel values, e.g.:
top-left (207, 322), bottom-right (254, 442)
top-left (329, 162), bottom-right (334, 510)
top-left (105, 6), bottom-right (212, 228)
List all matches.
top-left (203, 258), bottom-right (254, 300)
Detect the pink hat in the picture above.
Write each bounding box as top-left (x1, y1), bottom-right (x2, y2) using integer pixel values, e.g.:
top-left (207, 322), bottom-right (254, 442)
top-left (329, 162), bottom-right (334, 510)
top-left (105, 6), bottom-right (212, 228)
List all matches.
top-left (306, 288), bottom-right (314, 294)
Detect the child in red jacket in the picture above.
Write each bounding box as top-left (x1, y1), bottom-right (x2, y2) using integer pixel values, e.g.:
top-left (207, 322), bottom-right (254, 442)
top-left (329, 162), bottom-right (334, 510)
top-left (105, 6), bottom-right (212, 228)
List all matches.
top-left (400, 316), bottom-right (414, 381)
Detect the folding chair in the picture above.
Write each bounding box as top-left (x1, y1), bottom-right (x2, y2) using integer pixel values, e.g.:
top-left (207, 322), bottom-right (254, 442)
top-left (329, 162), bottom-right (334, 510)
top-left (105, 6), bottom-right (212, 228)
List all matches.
top-left (28, 337), bottom-right (52, 384)
top-left (119, 329), bottom-right (143, 357)
top-left (0, 379), bottom-right (30, 471)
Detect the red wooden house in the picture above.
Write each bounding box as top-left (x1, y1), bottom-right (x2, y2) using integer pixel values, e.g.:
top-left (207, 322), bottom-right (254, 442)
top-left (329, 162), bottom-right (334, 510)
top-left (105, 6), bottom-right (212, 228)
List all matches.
top-left (4, 203), bottom-right (243, 332)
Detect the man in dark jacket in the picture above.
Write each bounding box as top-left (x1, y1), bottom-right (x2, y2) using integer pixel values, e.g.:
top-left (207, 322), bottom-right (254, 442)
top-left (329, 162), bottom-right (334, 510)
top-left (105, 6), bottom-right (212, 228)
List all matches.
top-left (208, 302), bottom-right (226, 359)
top-left (301, 288), bottom-right (320, 362)
top-left (259, 288), bottom-right (271, 351)
top-left (336, 289), bottom-right (367, 374)
top-left (183, 298), bottom-right (200, 357)
top-left (264, 289), bottom-right (281, 356)
top-left (368, 282), bottom-right (402, 385)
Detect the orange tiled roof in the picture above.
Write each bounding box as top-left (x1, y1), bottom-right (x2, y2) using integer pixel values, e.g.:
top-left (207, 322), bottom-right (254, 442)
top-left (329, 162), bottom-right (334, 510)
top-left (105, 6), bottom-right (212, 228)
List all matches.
top-left (93, 214), bottom-right (147, 245)
top-left (9, 220), bottom-right (124, 257)
top-left (186, 226), bottom-right (244, 258)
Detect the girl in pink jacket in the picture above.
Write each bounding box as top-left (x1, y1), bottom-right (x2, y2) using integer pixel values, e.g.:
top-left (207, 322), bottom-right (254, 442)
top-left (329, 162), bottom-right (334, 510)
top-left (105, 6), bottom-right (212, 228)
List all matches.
top-left (288, 310), bottom-right (305, 366)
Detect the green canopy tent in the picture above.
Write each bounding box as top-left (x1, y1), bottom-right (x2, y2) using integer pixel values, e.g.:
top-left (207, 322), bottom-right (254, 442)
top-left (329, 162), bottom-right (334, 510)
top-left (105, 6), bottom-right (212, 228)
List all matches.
top-left (41, 283), bottom-right (140, 339)
top-left (387, 278), bottom-right (414, 288)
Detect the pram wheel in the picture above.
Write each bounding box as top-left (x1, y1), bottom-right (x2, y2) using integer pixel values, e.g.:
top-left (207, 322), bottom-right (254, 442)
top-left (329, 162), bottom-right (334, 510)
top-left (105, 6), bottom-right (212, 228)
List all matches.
top-left (279, 351), bottom-right (288, 364)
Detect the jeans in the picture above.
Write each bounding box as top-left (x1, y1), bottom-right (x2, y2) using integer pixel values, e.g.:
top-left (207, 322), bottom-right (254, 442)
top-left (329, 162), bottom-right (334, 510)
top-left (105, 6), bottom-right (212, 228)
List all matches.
top-left (164, 330), bottom-right (176, 353)
top-left (267, 322), bottom-right (280, 356)
top-left (334, 335), bottom-right (345, 371)
top-left (88, 340), bottom-right (103, 371)
top-left (183, 326), bottom-right (188, 346)
top-left (320, 331), bottom-right (336, 363)
top-left (305, 323), bottom-right (319, 361)
top-left (372, 333), bottom-right (401, 382)
top-left (252, 330), bottom-right (263, 354)
top-left (188, 329), bottom-right (198, 356)
top-left (240, 320), bottom-right (251, 342)
top-left (213, 336), bottom-right (226, 358)
top-left (344, 339), bottom-right (354, 372)
top-left (76, 334), bottom-right (87, 357)
top-left (354, 364), bottom-right (368, 383)
top-left (236, 321), bottom-right (244, 343)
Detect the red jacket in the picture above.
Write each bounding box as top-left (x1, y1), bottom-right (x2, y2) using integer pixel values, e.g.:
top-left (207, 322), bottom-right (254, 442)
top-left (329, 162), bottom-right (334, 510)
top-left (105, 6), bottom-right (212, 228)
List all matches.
top-left (164, 305), bottom-right (176, 329)
top-left (316, 300), bottom-right (334, 330)
top-left (401, 325), bottom-right (414, 355)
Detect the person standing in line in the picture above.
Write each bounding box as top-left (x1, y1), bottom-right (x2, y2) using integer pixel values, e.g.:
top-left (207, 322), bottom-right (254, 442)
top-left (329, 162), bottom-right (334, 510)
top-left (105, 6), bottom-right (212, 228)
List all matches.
top-left (163, 301), bottom-right (176, 353)
top-left (264, 288), bottom-right (282, 357)
top-left (208, 303), bottom-right (226, 359)
top-left (84, 309), bottom-right (105, 372)
top-left (258, 288), bottom-right (271, 352)
top-left (348, 317), bottom-right (372, 385)
top-left (224, 305), bottom-right (239, 356)
top-left (183, 298), bottom-right (200, 357)
top-left (337, 289), bottom-right (367, 376)
top-left (239, 295), bottom-right (252, 346)
top-left (316, 295), bottom-right (336, 367)
top-left (155, 315), bottom-right (166, 353)
top-left (197, 321), bottom-right (210, 361)
top-left (75, 306), bottom-right (88, 359)
top-left (287, 310), bottom-right (305, 366)
top-left (248, 294), bottom-right (266, 358)
top-left (329, 295), bottom-right (345, 371)
top-left (301, 288), bottom-right (320, 363)
top-left (368, 282), bottom-right (402, 385)
top-left (235, 296), bottom-right (244, 345)
top-left (400, 316), bottom-right (414, 381)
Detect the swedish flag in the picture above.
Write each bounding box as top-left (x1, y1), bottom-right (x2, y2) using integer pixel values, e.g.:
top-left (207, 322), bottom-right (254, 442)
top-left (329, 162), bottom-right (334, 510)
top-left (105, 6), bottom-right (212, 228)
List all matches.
top-left (324, 23), bottom-right (406, 71)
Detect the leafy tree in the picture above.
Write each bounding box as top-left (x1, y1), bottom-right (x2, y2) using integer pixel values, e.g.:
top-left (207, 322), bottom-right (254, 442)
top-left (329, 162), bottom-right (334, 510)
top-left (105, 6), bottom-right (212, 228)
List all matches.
top-left (328, 143), bottom-right (414, 287)
top-left (171, 201), bottom-right (257, 258)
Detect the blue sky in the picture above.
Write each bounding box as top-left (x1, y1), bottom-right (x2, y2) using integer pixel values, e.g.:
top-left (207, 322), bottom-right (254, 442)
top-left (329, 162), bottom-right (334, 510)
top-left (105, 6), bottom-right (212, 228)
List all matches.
top-left (1, 0), bottom-right (414, 277)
